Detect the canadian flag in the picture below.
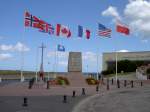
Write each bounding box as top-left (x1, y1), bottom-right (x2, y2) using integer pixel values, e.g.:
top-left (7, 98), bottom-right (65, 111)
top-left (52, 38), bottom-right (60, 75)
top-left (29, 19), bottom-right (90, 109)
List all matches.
top-left (56, 24), bottom-right (71, 38)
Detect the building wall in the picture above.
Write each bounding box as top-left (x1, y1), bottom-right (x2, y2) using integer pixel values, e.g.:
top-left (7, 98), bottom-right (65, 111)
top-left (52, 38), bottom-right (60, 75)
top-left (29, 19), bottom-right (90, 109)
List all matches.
top-left (102, 51), bottom-right (150, 70)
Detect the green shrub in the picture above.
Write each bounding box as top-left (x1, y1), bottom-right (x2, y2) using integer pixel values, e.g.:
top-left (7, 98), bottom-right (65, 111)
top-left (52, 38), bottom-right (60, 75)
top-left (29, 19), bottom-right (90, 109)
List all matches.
top-left (56, 76), bottom-right (70, 85)
top-left (86, 77), bottom-right (98, 85)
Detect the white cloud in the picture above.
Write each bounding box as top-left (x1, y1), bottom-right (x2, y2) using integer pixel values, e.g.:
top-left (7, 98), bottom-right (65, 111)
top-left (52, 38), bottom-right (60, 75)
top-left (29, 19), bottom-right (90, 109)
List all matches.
top-left (102, 6), bottom-right (121, 20)
top-left (14, 42), bottom-right (30, 52)
top-left (47, 51), bottom-right (68, 58)
top-left (102, 0), bottom-right (150, 39)
top-left (0, 42), bottom-right (30, 52)
top-left (48, 52), bottom-right (99, 62)
top-left (124, 0), bottom-right (150, 39)
top-left (0, 45), bottom-right (13, 51)
top-left (118, 49), bottom-right (129, 52)
top-left (129, 0), bottom-right (147, 3)
top-left (0, 53), bottom-right (12, 60)
top-left (58, 61), bottom-right (68, 66)
top-left (82, 52), bottom-right (97, 62)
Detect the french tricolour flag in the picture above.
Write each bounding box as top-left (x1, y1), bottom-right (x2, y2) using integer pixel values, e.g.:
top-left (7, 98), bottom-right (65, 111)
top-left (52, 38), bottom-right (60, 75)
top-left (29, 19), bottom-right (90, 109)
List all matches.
top-left (78, 25), bottom-right (90, 39)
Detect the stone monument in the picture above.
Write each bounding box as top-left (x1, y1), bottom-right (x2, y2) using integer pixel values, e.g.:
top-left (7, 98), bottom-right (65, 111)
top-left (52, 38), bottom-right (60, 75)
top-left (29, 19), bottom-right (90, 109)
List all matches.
top-left (67, 52), bottom-right (87, 87)
top-left (68, 52), bottom-right (82, 72)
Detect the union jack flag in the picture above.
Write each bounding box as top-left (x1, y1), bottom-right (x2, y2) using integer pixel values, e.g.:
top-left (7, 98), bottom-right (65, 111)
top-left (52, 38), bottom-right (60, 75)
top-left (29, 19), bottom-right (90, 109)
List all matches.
top-left (39, 23), bottom-right (54, 35)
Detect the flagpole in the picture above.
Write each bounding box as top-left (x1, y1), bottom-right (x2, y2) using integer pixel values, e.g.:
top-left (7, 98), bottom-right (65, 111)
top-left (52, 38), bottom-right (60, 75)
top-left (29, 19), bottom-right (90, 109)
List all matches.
top-left (115, 51), bottom-right (118, 81)
top-left (57, 52), bottom-right (59, 73)
top-left (20, 11), bottom-right (26, 82)
top-left (56, 46), bottom-right (58, 77)
top-left (87, 65), bottom-right (88, 76)
top-left (96, 50), bottom-right (99, 80)
top-left (20, 46), bottom-right (24, 82)
top-left (48, 62), bottom-right (50, 80)
top-left (57, 49), bottom-right (59, 74)
top-left (35, 47), bottom-right (39, 82)
top-left (53, 63), bottom-right (55, 79)
top-left (54, 45), bottom-right (57, 78)
top-left (114, 35), bottom-right (118, 82)
top-left (115, 19), bottom-right (130, 81)
top-left (115, 20), bottom-right (118, 82)
top-left (56, 45), bottom-right (57, 78)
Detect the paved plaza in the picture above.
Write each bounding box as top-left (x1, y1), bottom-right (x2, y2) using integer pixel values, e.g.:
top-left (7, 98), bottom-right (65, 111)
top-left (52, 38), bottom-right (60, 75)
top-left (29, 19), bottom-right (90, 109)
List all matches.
top-left (0, 80), bottom-right (150, 112)
top-left (0, 96), bottom-right (87, 112)
top-left (72, 85), bottom-right (150, 112)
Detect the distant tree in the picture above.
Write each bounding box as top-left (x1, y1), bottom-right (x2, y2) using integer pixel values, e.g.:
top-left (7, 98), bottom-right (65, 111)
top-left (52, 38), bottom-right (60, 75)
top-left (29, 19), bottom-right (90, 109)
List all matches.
top-left (146, 68), bottom-right (150, 74)
top-left (101, 70), bottom-right (114, 76)
top-left (106, 60), bottom-right (147, 74)
top-left (146, 68), bottom-right (150, 79)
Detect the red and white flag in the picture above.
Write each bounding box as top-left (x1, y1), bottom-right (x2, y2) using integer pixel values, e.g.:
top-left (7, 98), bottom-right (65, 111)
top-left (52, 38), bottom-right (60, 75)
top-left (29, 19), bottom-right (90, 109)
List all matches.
top-left (56, 24), bottom-right (71, 38)
top-left (39, 22), bottom-right (54, 34)
top-left (24, 11), bottom-right (55, 35)
top-left (24, 11), bottom-right (45, 31)
top-left (116, 22), bottom-right (130, 35)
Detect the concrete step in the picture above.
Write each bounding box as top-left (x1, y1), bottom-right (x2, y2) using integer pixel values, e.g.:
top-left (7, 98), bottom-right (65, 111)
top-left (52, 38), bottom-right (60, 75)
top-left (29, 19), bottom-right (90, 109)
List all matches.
top-left (32, 82), bottom-right (46, 89)
top-left (67, 72), bottom-right (88, 87)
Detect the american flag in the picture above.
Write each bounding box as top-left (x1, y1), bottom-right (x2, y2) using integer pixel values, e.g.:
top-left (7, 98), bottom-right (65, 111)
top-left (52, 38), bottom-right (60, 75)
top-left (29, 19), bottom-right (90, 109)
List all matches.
top-left (98, 23), bottom-right (111, 37)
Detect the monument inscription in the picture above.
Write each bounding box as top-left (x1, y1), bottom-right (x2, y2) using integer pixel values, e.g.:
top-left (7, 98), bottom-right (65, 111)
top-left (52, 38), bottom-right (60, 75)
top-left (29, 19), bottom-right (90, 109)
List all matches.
top-left (68, 52), bottom-right (82, 72)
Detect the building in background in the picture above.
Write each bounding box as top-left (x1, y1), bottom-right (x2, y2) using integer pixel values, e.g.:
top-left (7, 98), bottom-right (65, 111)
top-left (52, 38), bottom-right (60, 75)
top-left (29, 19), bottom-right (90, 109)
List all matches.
top-left (102, 51), bottom-right (150, 71)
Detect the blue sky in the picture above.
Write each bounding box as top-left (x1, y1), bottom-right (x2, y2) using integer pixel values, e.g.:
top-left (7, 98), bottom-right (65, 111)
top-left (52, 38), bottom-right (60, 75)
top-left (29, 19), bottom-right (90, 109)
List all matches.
top-left (0, 0), bottom-right (150, 72)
